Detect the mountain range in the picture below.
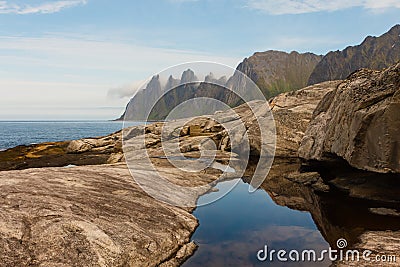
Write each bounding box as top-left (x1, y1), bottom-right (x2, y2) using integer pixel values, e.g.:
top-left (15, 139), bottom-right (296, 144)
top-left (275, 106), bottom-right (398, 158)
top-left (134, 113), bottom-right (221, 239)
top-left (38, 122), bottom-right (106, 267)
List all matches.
top-left (118, 24), bottom-right (400, 121)
top-left (308, 24), bottom-right (400, 85)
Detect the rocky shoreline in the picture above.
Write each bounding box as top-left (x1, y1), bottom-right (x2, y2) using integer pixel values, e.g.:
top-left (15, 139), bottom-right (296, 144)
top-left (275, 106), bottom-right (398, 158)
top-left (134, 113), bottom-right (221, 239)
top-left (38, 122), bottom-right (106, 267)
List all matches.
top-left (0, 63), bottom-right (399, 266)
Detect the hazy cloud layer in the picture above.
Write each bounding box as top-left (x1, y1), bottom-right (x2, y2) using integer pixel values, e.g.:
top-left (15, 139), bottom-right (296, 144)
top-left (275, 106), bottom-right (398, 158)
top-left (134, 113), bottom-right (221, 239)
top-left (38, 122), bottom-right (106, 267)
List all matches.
top-left (0, 0), bottom-right (87, 14)
top-left (246, 0), bottom-right (400, 14)
top-left (107, 80), bottom-right (147, 99)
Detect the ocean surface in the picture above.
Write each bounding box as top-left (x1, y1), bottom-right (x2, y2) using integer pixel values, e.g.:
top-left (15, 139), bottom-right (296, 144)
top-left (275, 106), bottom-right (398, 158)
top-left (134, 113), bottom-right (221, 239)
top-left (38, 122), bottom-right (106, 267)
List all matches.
top-left (0, 121), bottom-right (143, 150)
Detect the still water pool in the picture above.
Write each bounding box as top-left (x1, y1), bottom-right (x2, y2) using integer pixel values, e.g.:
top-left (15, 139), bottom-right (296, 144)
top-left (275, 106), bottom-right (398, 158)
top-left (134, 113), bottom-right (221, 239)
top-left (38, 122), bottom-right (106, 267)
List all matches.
top-left (183, 179), bottom-right (331, 267)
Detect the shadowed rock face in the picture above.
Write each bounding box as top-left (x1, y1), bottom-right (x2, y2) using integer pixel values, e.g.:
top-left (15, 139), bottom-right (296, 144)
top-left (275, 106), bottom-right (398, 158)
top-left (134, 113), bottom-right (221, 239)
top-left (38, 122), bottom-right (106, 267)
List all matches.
top-left (308, 24), bottom-right (400, 85)
top-left (300, 62), bottom-right (400, 173)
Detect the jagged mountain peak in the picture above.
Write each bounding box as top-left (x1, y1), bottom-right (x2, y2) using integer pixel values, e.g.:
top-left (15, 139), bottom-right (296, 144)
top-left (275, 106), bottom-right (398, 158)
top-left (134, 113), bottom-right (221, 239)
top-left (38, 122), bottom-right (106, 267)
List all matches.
top-left (180, 69), bottom-right (198, 84)
top-left (308, 24), bottom-right (400, 85)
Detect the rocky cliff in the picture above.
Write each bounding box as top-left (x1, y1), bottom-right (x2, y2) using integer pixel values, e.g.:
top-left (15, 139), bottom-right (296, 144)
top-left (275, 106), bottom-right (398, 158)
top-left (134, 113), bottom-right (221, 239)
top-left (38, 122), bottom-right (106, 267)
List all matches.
top-left (270, 80), bottom-right (341, 157)
top-left (121, 75), bottom-right (163, 121)
top-left (233, 50), bottom-right (322, 98)
top-left (120, 69), bottom-right (206, 121)
top-left (300, 62), bottom-right (400, 173)
top-left (308, 24), bottom-right (400, 85)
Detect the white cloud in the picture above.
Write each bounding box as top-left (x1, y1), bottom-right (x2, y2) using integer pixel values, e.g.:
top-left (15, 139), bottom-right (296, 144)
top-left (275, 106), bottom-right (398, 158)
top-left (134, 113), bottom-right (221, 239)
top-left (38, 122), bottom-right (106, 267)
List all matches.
top-left (246, 0), bottom-right (400, 15)
top-left (0, 0), bottom-right (87, 14)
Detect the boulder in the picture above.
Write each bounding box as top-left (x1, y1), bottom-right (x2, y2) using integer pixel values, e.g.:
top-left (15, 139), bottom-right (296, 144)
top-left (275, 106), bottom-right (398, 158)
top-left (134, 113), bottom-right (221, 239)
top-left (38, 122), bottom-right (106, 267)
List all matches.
top-left (66, 140), bottom-right (92, 153)
top-left (299, 63), bottom-right (400, 173)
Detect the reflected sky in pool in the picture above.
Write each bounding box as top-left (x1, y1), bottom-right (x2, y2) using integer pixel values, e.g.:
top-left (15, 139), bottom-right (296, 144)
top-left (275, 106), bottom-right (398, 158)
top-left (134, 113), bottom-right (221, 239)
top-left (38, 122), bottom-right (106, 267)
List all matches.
top-left (183, 179), bottom-right (331, 267)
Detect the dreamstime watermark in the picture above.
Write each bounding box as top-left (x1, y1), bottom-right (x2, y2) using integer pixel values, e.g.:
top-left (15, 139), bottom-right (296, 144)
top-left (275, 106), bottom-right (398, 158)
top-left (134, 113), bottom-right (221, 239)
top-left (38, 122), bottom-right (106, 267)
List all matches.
top-left (257, 238), bottom-right (397, 263)
top-left (122, 62), bottom-right (276, 207)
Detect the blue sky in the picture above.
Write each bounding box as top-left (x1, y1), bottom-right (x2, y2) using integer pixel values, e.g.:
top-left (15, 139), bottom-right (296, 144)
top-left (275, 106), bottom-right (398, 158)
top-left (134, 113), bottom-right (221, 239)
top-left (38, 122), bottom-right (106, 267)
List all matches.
top-left (0, 0), bottom-right (399, 120)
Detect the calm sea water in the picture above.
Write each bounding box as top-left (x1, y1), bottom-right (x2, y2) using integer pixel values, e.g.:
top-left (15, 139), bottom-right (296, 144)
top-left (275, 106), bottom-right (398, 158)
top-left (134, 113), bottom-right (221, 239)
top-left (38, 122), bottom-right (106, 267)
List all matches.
top-left (183, 179), bottom-right (331, 267)
top-left (0, 121), bottom-right (143, 150)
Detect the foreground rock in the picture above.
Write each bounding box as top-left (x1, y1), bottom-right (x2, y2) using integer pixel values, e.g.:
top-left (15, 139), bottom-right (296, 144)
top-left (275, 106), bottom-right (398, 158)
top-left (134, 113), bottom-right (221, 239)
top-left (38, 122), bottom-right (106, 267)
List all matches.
top-left (300, 62), bottom-right (400, 173)
top-left (270, 80), bottom-right (341, 157)
top-left (0, 162), bottom-right (220, 266)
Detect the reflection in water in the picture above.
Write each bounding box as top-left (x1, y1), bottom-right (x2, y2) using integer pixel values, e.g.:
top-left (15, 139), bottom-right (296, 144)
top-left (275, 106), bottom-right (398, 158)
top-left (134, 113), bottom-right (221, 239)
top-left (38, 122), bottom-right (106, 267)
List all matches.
top-left (262, 159), bottom-right (400, 248)
top-left (183, 159), bottom-right (400, 266)
top-left (183, 179), bottom-right (331, 267)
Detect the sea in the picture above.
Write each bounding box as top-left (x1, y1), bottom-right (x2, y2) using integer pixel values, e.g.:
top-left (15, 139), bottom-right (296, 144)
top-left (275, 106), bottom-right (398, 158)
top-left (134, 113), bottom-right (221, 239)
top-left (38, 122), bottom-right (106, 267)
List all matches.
top-left (0, 121), bottom-right (143, 151)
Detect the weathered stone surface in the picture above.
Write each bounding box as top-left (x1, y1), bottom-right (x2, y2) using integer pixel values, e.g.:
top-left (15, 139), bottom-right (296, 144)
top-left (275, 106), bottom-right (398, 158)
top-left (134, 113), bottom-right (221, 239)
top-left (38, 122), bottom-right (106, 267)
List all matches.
top-left (0, 163), bottom-right (213, 267)
top-left (66, 133), bottom-right (121, 154)
top-left (270, 81), bottom-right (341, 157)
top-left (300, 63), bottom-right (400, 173)
top-left (334, 231), bottom-right (400, 267)
top-left (0, 130), bottom-right (124, 171)
top-left (66, 139), bottom-right (93, 153)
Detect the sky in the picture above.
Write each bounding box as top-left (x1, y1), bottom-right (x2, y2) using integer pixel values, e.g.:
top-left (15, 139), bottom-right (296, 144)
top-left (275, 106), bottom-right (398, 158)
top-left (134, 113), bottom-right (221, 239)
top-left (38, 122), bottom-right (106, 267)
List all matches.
top-left (0, 0), bottom-right (399, 120)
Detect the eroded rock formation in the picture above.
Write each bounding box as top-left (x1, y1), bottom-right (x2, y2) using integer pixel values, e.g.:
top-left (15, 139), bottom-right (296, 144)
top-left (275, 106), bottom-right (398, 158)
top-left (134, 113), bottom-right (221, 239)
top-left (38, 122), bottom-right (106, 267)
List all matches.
top-left (299, 62), bottom-right (400, 173)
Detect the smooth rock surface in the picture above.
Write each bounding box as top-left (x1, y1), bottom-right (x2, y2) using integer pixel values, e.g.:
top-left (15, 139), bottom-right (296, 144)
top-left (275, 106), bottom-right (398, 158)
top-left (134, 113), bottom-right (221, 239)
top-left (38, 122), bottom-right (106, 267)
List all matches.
top-left (0, 163), bottom-right (212, 267)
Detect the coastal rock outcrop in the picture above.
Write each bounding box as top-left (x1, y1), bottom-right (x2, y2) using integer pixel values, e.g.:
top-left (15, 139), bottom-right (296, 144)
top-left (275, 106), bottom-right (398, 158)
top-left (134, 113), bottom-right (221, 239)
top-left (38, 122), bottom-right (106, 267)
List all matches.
top-left (0, 131), bottom-right (123, 171)
top-left (0, 163), bottom-right (214, 266)
top-left (0, 80), bottom-right (341, 170)
top-left (299, 62), bottom-right (400, 173)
